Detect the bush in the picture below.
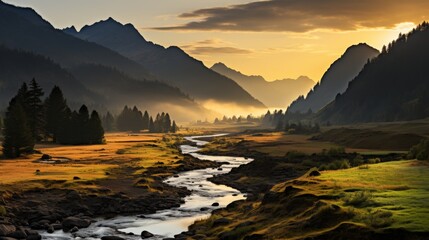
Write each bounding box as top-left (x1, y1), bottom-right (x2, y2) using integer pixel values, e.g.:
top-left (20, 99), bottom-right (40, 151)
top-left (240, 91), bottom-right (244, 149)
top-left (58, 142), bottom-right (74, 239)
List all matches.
top-left (319, 159), bottom-right (351, 171)
top-left (366, 158), bottom-right (381, 164)
top-left (344, 191), bottom-right (373, 207)
top-left (408, 139), bottom-right (429, 160)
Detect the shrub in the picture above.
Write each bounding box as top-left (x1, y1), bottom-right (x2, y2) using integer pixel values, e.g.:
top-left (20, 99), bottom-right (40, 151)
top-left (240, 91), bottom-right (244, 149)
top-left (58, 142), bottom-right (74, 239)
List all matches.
top-left (116, 149), bottom-right (126, 154)
top-left (344, 191), bottom-right (373, 207)
top-left (366, 158), bottom-right (381, 164)
top-left (319, 159), bottom-right (351, 171)
top-left (408, 139), bottom-right (429, 160)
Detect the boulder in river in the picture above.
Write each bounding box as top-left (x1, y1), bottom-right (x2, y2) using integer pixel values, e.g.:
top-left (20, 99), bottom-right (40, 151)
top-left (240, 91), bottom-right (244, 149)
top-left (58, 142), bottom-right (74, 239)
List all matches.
top-left (101, 236), bottom-right (125, 240)
top-left (211, 202), bottom-right (219, 207)
top-left (141, 230), bottom-right (154, 238)
top-left (0, 224), bottom-right (16, 236)
top-left (62, 216), bottom-right (91, 231)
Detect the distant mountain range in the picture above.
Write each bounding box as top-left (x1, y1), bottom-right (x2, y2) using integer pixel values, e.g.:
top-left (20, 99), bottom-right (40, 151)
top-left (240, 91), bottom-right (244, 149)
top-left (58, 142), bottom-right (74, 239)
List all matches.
top-left (211, 63), bottom-right (314, 108)
top-left (64, 18), bottom-right (265, 108)
top-left (287, 43), bottom-right (380, 113)
top-left (0, 1), bottom-right (212, 121)
top-left (318, 23), bottom-right (429, 123)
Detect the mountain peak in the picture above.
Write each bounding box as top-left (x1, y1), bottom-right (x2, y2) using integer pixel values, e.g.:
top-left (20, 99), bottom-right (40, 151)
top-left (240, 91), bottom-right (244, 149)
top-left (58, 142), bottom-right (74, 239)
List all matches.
top-left (0, 1), bottom-right (52, 28)
top-left (212, 62), bottom-right (228, 69)
top-left (62, 25), bottom-right (78, 35)
top-left (344, 43), bottom-right (379, 56)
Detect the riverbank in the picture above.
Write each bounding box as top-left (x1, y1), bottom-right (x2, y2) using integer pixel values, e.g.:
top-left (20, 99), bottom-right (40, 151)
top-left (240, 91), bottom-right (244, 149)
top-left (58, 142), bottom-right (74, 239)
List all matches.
top-left (0, 133), bottom-right (221, 239)
top-left (177, 131), bottom-right (429, 240)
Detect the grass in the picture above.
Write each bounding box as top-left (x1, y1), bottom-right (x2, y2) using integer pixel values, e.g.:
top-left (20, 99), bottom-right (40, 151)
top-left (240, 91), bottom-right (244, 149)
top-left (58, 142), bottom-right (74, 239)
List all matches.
top-left (319, 160), bottom-right (429, 231)
top-left (0, 133), bottom-right (184, 191)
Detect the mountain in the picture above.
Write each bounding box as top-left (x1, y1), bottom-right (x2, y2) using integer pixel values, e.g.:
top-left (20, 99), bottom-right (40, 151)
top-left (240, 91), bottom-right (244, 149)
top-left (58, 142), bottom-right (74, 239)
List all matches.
top-left (64, 18), bottom-right (265, 109)
top-left (0, 1), bottom-right (153, 81)
top-left (0, 46), bottom-right (99, 108)
top-left (287, 43), bottom-right (380, 113)
top-left (318, 23), bottom-right (429, 124)
top-left (211, 62), bottom-right (314, 108)
top-left (69, 64), bottom-right (212, 122)
top-left (0, 2), bottom-right (212, 121)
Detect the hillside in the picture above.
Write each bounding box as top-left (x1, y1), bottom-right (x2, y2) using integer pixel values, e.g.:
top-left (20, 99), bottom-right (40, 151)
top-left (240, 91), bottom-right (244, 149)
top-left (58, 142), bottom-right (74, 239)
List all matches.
top-left (211, 62), bottom-right (314, 108)
top-left (0, 46), bottom-right (100, 109)
top-left (288, 43), bottom-right (379, 113)
top-left (69, 65), bottom-right (212, 121)
top-left (319, 23), bottom-right (429, 124)
top-left (64, 18), bottom-right (265, 109)
top-left (0, 1), bottom-right (154, 81)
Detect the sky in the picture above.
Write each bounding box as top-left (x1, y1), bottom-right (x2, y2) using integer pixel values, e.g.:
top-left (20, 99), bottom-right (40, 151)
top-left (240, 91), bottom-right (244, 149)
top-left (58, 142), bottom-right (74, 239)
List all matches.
top-left (5, 0), bottom-right (426, 82)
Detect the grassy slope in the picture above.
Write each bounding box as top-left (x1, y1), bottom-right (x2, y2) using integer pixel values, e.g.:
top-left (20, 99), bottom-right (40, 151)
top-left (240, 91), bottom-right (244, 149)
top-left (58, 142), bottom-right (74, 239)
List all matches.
top-left (188, 160), bottom-right (428, 239)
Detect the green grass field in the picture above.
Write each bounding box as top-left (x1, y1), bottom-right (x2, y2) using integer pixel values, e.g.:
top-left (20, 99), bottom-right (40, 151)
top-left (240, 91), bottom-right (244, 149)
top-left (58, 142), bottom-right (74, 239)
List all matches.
top-left (319, 160), bottom-right (429, 232)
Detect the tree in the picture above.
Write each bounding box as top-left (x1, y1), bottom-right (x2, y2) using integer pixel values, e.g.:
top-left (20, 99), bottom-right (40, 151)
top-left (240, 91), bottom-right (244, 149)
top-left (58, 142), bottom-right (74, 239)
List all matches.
top-left (149, 116), bottom-right (155, 133)
top-left (88, 111), bottom-right (104, 144)
top-left (164, 113), bottom-right (172, 132)
top-left (45, 86), bottom-right (69, 142)
top-left (171, 121), bottom-right (178, 133)
top-left (27, 78), bottom-right (44, 141)
top-left (2, 98), bottom-right (34, 158)
top-left (142, 111), bottom-right (150, 130)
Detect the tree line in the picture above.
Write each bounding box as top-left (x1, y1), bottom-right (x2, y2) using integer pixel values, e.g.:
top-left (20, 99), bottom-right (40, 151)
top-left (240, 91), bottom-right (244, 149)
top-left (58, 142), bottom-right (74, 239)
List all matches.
top-left (101, 106), bottom-right (178, 133)
top-left (2, 79), bottom-right (104, 158)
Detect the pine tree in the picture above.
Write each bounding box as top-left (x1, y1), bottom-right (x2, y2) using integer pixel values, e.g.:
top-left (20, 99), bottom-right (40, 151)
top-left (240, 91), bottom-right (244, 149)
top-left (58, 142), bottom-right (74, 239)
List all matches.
top-left (171, 121), bottom-right (178, 133)
top-left (164, 113), bottom-right (172, 132)
top-left (2, 98), bottom-right (34, 158)
top-left (77, 105), bottom-right (90, 143)
top-left (149, 116), bottom-right (155, 133)
top-left (142, 111), bottom-right (150, 130)
top-left (88, 111), bottom-right (104, 144)
top-left (27, 78), bottom-right (44, 141)
top-left (45, 86), bottom-right (69, 142)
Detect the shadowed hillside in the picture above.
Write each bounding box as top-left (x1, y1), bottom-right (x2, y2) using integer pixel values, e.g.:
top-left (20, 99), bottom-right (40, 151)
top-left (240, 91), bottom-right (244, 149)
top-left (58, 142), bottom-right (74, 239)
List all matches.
top-left (288, 43), bottom-right (379, 113)
top-left (211, 62), bottom-right (314, 108)
top-left (319, 23), bottom-right (429, 124)
top-left (64, 18), bottom-right (265, 109)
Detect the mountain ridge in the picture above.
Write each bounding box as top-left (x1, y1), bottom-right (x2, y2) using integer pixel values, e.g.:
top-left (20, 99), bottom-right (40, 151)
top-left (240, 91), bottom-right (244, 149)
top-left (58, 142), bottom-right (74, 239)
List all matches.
top-left (211, 62), bottom-right (314, 108)
top-left (64, 18), bottom-right (266, 109)
top-left (287, 43), bottom-right (380, 113)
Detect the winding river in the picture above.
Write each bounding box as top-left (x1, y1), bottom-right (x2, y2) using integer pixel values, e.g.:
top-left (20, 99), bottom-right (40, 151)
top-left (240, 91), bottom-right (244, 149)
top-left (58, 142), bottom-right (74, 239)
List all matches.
top-left (42, 134), bottom-right (253, 239)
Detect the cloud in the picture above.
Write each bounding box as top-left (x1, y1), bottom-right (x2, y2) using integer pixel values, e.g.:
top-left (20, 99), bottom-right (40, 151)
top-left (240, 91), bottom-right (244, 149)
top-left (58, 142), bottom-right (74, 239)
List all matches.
top-left (154, 0), bottom-right (429, 32)
top-left (181, 39), bottom-right (253, 55)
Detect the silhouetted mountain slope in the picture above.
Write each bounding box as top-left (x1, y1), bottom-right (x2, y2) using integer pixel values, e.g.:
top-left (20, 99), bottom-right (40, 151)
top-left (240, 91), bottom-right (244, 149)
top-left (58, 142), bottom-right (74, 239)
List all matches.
top-left (69, 65), bottom-right (213, 122)
top-left (65, 18), bottom-right (265, 108)
top-left (0, 46), bottom-right (99, 108)
top-left (319, 23), bottom-right (429, 124)
top-left (288, 43), bottom-right (379, 113)
top-left (0, 1), bottom-right (153, 81)
top-left (211, 62), bottom-right (314, 108)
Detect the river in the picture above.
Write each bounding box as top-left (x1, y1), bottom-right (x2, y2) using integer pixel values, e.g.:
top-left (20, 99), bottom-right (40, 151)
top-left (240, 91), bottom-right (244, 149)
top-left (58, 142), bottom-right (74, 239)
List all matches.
top-left (41, 134), bottom-right (253, 239)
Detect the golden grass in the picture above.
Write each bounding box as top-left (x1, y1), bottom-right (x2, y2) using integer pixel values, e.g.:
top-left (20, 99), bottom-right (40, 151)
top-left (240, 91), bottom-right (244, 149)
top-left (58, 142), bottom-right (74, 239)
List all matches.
top-left (0, 133), bottom-right (182, 188)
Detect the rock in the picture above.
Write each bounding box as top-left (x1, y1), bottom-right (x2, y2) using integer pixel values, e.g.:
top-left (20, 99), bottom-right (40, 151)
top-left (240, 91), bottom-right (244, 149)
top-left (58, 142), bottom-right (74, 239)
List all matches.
top-left (47, 225), bottom-right (54, 234)
top-left (62, 217), bottom-right (91, 231)
top-left (40, 154), bottom-right (51, 160)
top-left (211, 202), bottom-right (219, 207)
top-left (0, 224), bottom-right (16, 236)
top-left (73, 176), bottom-right (81, 180)
top-left (217, 168), bottom-right (223, 171)
top-left (70, 226), bottom-right (79, 233)
top-left (141, 230), bottom-right (154, 238)
top-left (27, 234), bottom-right (42, 240)
top-left (212, 218), bottom-right (231, 227)
top-left (101, 237), bottom-right (125, 240)
top-left (308, 170), bottom-right (321, 177)
top-left (51, 223), bottom-right (62, 230)
top-left (200, 207), bottom-right (209, 211)
top-left (8, 228), bottom-right (27, 239)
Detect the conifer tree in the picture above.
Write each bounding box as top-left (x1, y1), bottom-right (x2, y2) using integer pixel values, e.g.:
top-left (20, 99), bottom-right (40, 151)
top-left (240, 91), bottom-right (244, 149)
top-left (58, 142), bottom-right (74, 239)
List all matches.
top-left (2, 97), bottom-right (34, 158)
top-left (102, 112), bottom-right (115, 132)
top-left (88, 111), bottom-right (104, 144)
top-left (45, 86), bottom-right (69, 142)
top-left (143, 111), bottom-right (150, 130)
top-left (171, 121), bottom-right (178, 133)
top-left (27, 78), bottom-right (44, 141)
top-left (149, 116), bottom-right (155, 133)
